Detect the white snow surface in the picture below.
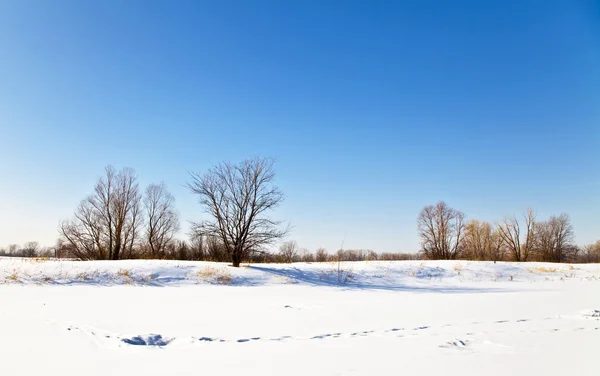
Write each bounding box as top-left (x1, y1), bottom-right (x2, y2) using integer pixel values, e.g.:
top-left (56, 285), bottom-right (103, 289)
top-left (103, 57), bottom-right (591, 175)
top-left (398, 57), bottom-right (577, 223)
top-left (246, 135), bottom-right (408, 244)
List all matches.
top-left (1, 257), bottom-right (599, 375)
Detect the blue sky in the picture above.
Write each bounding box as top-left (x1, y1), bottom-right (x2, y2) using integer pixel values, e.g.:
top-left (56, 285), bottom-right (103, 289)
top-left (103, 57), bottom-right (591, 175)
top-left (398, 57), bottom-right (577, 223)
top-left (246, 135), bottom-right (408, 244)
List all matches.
top-left (0, 0), bottom-right (598, 253)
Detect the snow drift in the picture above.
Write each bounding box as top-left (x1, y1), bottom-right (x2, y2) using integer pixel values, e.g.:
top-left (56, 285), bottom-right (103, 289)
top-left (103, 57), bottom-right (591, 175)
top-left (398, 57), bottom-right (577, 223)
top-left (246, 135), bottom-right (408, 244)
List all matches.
top-left (1, 258), bottom-right (599, 375)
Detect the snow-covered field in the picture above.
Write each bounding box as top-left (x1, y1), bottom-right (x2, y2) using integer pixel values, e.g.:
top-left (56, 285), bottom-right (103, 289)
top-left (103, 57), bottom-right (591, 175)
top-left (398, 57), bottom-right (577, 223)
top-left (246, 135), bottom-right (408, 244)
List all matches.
top-left (1, 257), bottom-right (599, 375)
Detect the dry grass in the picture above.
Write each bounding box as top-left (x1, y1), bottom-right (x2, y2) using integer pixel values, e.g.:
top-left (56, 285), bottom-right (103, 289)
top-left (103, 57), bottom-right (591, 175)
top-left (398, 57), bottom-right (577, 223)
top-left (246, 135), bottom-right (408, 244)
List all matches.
top-left (317, 263), bottom-right (355, 284)
top-left (529, 266), bottom-right (558, 273)
top-left (404, 268), bottom-right (417, 277)
top-left (117, 269), bottom-right (132, 278)
top-left (197, 266), bottom-right (232, 284)
top-left (6, 269), bottom-right (20, 282)
top-left (197, 266), bottom-right (219, 279)
top-left (113, 268), bottom-right (135, 284)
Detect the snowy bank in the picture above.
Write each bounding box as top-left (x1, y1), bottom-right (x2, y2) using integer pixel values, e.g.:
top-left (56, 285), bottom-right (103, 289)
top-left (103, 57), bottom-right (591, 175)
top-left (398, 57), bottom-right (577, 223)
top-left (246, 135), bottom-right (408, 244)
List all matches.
top-left (1, 257), bottom-right (599, 287)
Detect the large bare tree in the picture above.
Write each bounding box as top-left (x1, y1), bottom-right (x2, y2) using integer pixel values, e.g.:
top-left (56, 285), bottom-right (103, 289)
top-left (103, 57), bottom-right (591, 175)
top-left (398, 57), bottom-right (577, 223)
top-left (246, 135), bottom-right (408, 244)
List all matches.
top-left (60, 166), bottom-right (142, 260)
top-left (418, 201), bottom-right (465, 260)
top-left (496, 208), bottom-right (536, 262)
top-left (143, 183), bottom-right (180, 258)
top-left (187, 157), bottom-right (288, 267)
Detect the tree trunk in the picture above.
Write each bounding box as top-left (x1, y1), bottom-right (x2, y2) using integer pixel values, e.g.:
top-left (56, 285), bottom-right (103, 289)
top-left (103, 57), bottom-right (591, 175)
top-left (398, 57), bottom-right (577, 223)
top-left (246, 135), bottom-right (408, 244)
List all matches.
top-left (113, 244), bottom-right (121, 260)
top-left (231, 251), bottom-right (240, 267)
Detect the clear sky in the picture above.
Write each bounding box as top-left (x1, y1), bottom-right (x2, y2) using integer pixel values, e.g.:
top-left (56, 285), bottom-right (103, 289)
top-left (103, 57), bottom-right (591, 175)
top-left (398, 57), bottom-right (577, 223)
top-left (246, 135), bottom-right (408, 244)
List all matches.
top-left (0, 0), bottom-right (598, 253)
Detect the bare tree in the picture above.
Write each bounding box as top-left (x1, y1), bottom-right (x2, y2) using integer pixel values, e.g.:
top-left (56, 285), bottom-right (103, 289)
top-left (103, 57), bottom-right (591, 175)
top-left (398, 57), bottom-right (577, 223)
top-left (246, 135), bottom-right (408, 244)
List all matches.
top-left (205, 235), bottom-right (228, 262)
top-left (549, 214), bottom-right (576, 262)
top-left (21, 241), bottom-right (40, 257)
top-left (299, 248), bottom-right (314, 262)
top-left (279, 240), bottom-right (298, 263)
top-left (187, 157), bottom-right (288, 267)
top-left (315, 247), bottom-right (328, 262)
top-left (535, 213), bottom-right (575, 262)
top-left (535, 220), bottom-right (553, 262)
top-left (60, 166), bottom-right (142, 260)
top-left (418, 201), bottom-right (465, 260)
top-left (497, 208), bottom-right (536, 262)
top-left (188, 234), bottom-right (206, 260)
top-left (462, 220), bottom-right (493, 260)
top-left (489, 227), bottom-right (507, 262)
top-left (582, 240), bottom-right (600, 263)
top-left (7, 244), bottom-right (18, 255)
top-left (143, 183), bottom-right (180, 258)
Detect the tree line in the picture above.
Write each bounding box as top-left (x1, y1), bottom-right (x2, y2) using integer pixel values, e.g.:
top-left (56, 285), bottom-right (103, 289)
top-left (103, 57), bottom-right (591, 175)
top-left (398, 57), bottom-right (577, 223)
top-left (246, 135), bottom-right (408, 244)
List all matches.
top-left (1, 157), bottom-right (598, 265)
top-left (418, 201), bottom-right (599, 263)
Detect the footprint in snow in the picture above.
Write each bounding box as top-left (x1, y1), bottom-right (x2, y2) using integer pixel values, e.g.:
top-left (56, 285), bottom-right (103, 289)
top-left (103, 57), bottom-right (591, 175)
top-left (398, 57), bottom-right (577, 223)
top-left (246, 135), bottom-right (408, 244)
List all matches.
top-left (270, 336), bottom-right (291, 341)
top-left (440, 339), bottom-right (469, 349)
top-left (122, 334), bottom-right (171, 347)
top-left (311, 334), bottom-right (333, 340)
top-left (237, 337), bottom-right (260, 343)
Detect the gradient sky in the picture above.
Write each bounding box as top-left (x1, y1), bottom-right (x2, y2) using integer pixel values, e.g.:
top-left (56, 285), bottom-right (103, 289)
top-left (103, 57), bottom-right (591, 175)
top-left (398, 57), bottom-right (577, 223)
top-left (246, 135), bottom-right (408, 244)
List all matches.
top-left (0, 0), bottom-right (599, 253)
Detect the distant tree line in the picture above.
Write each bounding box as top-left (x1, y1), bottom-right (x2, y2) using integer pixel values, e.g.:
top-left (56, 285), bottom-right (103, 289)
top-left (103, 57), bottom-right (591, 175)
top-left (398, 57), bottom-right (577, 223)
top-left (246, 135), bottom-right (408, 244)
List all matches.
top-left (418, 201), bottom-right (599, 263)
top-left (1, 158), bottom-right (599, 264)
top-left (0, 241), bottom-right (55, 258)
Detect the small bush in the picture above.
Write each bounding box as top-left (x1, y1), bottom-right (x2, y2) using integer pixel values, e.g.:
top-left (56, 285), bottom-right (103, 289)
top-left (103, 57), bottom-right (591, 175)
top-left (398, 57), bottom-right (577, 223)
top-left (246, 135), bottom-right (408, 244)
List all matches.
top-left (197, 266), bottom-right (219, 279)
